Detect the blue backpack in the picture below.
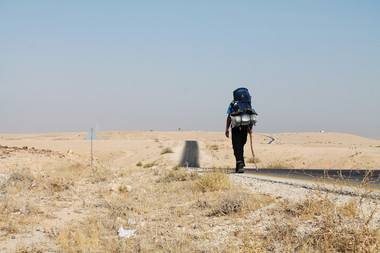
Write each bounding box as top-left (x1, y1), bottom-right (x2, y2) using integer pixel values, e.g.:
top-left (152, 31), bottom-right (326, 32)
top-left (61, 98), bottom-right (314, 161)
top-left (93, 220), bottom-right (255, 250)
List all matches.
top-left (231, 88), bottom-right (256, 116)
top-left (230, 87), bottom-right (258, 128)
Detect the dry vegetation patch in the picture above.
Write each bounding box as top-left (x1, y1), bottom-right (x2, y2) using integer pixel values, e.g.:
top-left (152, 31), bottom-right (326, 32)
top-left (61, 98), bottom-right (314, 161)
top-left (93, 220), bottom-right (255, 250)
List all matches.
top-left (160, 147), bottom-right (173, 155)
top-left (196, 169), bottom-right (231, 192)
top-left (1, 135), bottom-right (379, 252)
top-left (2, 162), bottom-right (379, 252)
top-left (260, 190), bottom-right (380, 252)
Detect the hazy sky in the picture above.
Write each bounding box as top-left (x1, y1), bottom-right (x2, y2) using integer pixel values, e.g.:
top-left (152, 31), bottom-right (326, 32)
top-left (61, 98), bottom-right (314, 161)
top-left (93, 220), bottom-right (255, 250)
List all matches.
top-left (1, 1), bottom-right (379, 139)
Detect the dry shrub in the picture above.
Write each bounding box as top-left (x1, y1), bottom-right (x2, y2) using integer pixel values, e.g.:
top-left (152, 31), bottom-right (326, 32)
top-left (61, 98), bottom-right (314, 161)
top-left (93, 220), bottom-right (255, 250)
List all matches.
top-left (267, 194), bottom-right (380, 252)
top-left (0, 168), bottom-right (42, 235)
top-left (17, 245), bottom-right (44, 253)
top-left (278, 197), bottom-right (329, 221)
top-left (0, 198), bottom-right (40, 235)
top-left (143, 162), bottom-right (156, 168)
top-left (268, 219), bottom-right (300, 251)
top-left (54, 162), bottom-right (88, 180)
top-left (161, 169), bottom-right (188, 183)
top-left (209, 193), bottom-right (248, 216)
top-left (49, 177), bottom-right (71, 192)
top-left (159, 167), bottom-right (199, 183)
top-left (108, 203), bottom-right (133, 219)
top-left (160, 147), bottom-right (173, 155)
top-left (199, 190), bottom-right (273, 217)
top-left (57, 216), bottom-right (128, 252)
top-left (196, 170), bottom-right (231, 192)
top-left (38, 161), bottom-right (88, 191)
top-left (1, 168), bottom-right (35, 192)
top-left (246, 156), bottom-right (261, 164)
top-left (338, 198), bottom-right (358, 218)
top-left (209, 144), bottom-right (219, 150)
top-left (308, 213), bottom-right (380, 252)
top-left (237, 232), bottom-right (270, 253)
top-left (2, 218), bottom-right (19, 234)
top-left (208, 192), bottom-right (256, 216)
top-left (265, 160), bottom-right (294, 169)
top-left (90, 165), bottom-right (114, 183)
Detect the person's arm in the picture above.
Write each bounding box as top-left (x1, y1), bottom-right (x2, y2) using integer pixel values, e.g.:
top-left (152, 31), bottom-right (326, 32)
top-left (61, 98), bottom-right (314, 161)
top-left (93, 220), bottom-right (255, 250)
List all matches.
top-left (225, 114), bottom-right (231, 138)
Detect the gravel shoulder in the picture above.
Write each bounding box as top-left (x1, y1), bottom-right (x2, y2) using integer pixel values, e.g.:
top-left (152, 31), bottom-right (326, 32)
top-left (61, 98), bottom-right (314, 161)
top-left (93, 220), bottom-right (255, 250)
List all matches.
top-left (230, 172), bottom-right (380, 223)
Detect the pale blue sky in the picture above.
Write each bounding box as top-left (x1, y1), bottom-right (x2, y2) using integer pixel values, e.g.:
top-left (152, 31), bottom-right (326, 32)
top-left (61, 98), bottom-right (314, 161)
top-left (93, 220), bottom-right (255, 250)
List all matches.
top-left (1, 1), bottom-right (379, 139)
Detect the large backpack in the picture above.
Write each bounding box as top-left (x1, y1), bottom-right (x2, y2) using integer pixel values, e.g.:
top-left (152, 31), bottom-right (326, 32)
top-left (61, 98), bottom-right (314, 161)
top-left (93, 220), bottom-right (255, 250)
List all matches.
top-left (231, 88), bottom-right (255, 115)
top-left (230, 87), bottom-right (258, 128)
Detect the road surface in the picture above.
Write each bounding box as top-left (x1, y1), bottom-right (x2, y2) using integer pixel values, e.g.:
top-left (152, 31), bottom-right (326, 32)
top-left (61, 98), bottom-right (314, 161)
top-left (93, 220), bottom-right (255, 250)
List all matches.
top-left (179, 140), bottom-right (380, 189)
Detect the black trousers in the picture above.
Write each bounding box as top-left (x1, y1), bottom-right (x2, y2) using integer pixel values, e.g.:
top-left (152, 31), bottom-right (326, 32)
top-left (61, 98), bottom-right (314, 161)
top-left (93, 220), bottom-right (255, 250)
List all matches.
top-left (231, 126), bottom-right (249, 167)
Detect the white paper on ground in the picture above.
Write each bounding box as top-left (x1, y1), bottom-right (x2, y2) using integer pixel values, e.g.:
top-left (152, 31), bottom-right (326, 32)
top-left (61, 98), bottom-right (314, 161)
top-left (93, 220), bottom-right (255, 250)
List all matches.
top-left (118, 225), bottom-right (137, 238)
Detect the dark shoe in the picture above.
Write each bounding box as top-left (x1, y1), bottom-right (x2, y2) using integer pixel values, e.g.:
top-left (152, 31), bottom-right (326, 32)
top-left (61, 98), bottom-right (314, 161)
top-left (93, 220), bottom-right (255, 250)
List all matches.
top-left (237, 162), bottom-right (244, 173)
top-left (235, 162), bottom-right (241, 173)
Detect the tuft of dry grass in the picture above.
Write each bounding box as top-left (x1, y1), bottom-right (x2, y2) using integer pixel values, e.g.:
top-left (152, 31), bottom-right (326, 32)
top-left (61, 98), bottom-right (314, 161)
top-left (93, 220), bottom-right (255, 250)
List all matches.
top-left (265, 160), bottom-right (294, 169)
top-left (307, 214), bottom-right (380, 252)
top-left (208, 144), bottom-right (219, 150)
top-left (246, 156), bottom-right (261, 164)
top-left (160, 147), bottom-right (173, 155)
top-left (265, 190), bottom-right (380, 252)
top-left (18, 245), bottom-right (45, 253)
top-left (208, 191), bottom-right (272, 217)
top-left (196, 170), bottom-right (231, 192)
top-left (143, 162), bottom-right (156, 168)
top-left (0, 169), bottom-right (42, 235)
top-left (57, 216), bottom-right (118, 252)
top-left (53, 162), bottom-right (89, 180)
top-left (158, 167), bottom-right (199, 183)
top-left (49, 177), bottom-right (71, 192)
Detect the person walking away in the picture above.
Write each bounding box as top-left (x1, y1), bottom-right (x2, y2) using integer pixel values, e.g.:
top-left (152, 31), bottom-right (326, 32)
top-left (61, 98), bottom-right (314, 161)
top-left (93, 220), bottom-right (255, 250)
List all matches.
top-left (225, 87), bottom-right (258, 173)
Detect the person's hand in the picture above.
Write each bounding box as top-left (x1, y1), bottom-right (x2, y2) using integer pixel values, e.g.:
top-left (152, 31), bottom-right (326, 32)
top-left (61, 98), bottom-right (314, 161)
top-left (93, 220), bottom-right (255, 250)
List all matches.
top-left (225, 129), bottom-right (229, 138)
top-left (249, 128), bottom-right (253, 134)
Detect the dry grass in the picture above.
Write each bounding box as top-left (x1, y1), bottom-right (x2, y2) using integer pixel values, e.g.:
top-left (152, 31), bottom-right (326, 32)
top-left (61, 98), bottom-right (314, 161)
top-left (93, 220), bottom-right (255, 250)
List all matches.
top-left (0, 168), bottom-right (41, 234)
top-left (2, 148), bottom-right (379, 252)
top-left (160, 147), bottom-right (173, 154)
top-left (246, 156), bottom-right (261, 164)
top-left (196, 170), bottom-right (231, 192)
top-left (158, 167), bottom-right (199, 183)
top-left (263, 189), bottom-right (380, 252)
top-left (143, 162), bottom-right (156, 168)
top-left (208, 144), bottom-right (219, 150)
top-left (205, 191), bottom-right (273, 217)
top-left (56, 216), bottom-right (134, 252)
top-left (265, 160), bottom-right (294, 169)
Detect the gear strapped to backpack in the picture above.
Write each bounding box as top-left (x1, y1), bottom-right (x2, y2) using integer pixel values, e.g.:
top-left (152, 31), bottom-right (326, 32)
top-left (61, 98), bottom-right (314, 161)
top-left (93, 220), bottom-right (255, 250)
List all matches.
top-left (230, 87), bottom-right (258, 128)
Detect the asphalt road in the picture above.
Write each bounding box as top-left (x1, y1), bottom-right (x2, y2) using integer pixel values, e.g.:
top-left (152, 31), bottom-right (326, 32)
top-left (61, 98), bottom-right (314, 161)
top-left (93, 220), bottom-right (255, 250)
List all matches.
top-left (179, 141), bottom-right (199, 168)
top-left (179, 140), bottom-right (380, 189)
top-left (244, 168), bottom-right (380, 189)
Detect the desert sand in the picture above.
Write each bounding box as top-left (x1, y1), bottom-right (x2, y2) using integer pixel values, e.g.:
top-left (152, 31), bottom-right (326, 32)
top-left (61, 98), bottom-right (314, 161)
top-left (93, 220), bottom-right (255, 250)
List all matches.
top-left (0, 131), bottom-right (379, 252)
top-left (1, 131), bottom-right (379, 172)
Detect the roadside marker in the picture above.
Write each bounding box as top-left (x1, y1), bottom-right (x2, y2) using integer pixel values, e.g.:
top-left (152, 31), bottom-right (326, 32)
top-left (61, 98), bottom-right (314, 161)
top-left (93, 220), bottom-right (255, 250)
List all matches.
top-left (85, 128), bottom-right (98, 171)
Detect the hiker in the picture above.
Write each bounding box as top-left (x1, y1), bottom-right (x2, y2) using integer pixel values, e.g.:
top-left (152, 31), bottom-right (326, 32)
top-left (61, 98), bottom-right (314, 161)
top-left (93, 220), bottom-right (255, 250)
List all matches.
top-left (225, 87), bottom-right (257, 173)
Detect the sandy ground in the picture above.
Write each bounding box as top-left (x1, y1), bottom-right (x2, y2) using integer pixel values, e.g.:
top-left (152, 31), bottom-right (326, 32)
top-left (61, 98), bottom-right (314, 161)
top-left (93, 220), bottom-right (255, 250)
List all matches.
top-left (1, 131), bottom-right (379, 171)
top-left (0, 131), bottom-right (379, 252)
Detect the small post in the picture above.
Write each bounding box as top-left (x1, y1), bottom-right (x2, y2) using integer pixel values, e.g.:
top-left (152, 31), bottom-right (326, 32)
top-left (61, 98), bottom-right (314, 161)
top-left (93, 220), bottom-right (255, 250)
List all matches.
top-left (91, 128), bottom-right (93, 171)
top-left (85, 128), bottom-right (98, 171)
